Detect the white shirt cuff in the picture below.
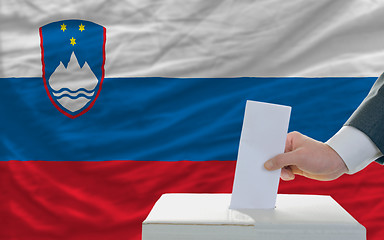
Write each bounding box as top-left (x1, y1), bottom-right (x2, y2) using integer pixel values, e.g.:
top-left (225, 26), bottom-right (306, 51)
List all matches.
top-left (326, 126), bottom-right (383, 174)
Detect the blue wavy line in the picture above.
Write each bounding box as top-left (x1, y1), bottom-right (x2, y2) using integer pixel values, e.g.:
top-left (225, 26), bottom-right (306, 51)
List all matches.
top-left (55, 93), bottom-right (93, 100)
top-left (51, 88), bottom-right (95, 94)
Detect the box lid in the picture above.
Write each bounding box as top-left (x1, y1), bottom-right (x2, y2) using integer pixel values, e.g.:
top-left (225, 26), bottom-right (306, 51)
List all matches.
top-left (143, 194), bottom-right (365, 231)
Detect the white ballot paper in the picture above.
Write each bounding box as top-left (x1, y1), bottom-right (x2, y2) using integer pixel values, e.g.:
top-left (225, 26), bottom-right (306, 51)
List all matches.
top-left (230, 100), bottom-right (291, 209)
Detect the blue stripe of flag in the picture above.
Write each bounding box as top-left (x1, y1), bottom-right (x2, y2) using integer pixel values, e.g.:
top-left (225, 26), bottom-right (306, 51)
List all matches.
top-left (0, 77), bottom-right (375, 161)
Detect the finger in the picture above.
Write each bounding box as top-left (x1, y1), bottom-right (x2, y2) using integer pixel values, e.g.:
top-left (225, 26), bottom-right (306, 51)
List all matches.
top-left (284, 135), bottom-right (292, 153)
top-left (288, 166), bottom-right (329, 181)
top-left (264, 150), bottom-right (302, 171)
top-left (281, 167), bottom-right (295, 181)
top-left (284, 131), bottom-right (301, 152)
top-left (284, 132), bottom-right (295, 152)
top-left (289, 165), bottom-right (304, 176)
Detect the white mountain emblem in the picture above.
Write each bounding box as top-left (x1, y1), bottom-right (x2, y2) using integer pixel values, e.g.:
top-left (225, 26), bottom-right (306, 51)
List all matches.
top-left (49, 52), bottom-right (98, 112)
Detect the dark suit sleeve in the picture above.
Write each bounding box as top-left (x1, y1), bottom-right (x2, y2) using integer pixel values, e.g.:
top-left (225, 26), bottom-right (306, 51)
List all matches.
top-left (345, 73), bottom-right (384, 164)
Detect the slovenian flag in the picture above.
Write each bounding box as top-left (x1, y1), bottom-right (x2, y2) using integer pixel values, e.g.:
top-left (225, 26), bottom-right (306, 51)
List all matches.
top-left (1, 1), bottom-right (384, 239)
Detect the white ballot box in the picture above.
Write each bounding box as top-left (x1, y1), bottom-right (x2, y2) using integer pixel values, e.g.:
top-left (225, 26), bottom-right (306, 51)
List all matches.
top-left (142, 194), bottom-right (366, 240)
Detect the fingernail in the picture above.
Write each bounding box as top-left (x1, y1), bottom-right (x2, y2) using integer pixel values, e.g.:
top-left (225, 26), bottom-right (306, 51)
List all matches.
top-left (281, 170), bottom-right (294, 181)
top-left (264, 161), bottom-right (273, 170)
top-left (281, 170), bottom-right (289, 180)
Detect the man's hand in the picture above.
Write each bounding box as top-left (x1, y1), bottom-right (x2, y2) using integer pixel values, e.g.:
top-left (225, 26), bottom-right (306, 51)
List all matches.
top-left (264, 131), bottom-right (348, 181)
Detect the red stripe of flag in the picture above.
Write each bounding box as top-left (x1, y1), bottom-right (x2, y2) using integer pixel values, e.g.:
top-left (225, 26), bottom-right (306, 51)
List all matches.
top-left (1, 161), bottom-right (383, 239)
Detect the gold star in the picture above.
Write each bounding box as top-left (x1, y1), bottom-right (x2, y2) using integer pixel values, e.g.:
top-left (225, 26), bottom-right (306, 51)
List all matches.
top-left (70, 37), bottom-right (76, 46)
top-left (61, 23), bottom-right (67, 32)
top-left (79, 23), bottom-right (85, 32)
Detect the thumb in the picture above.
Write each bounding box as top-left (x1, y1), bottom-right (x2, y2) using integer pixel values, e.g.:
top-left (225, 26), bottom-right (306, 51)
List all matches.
top-left (264, 150), bottom-right (301, 171)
